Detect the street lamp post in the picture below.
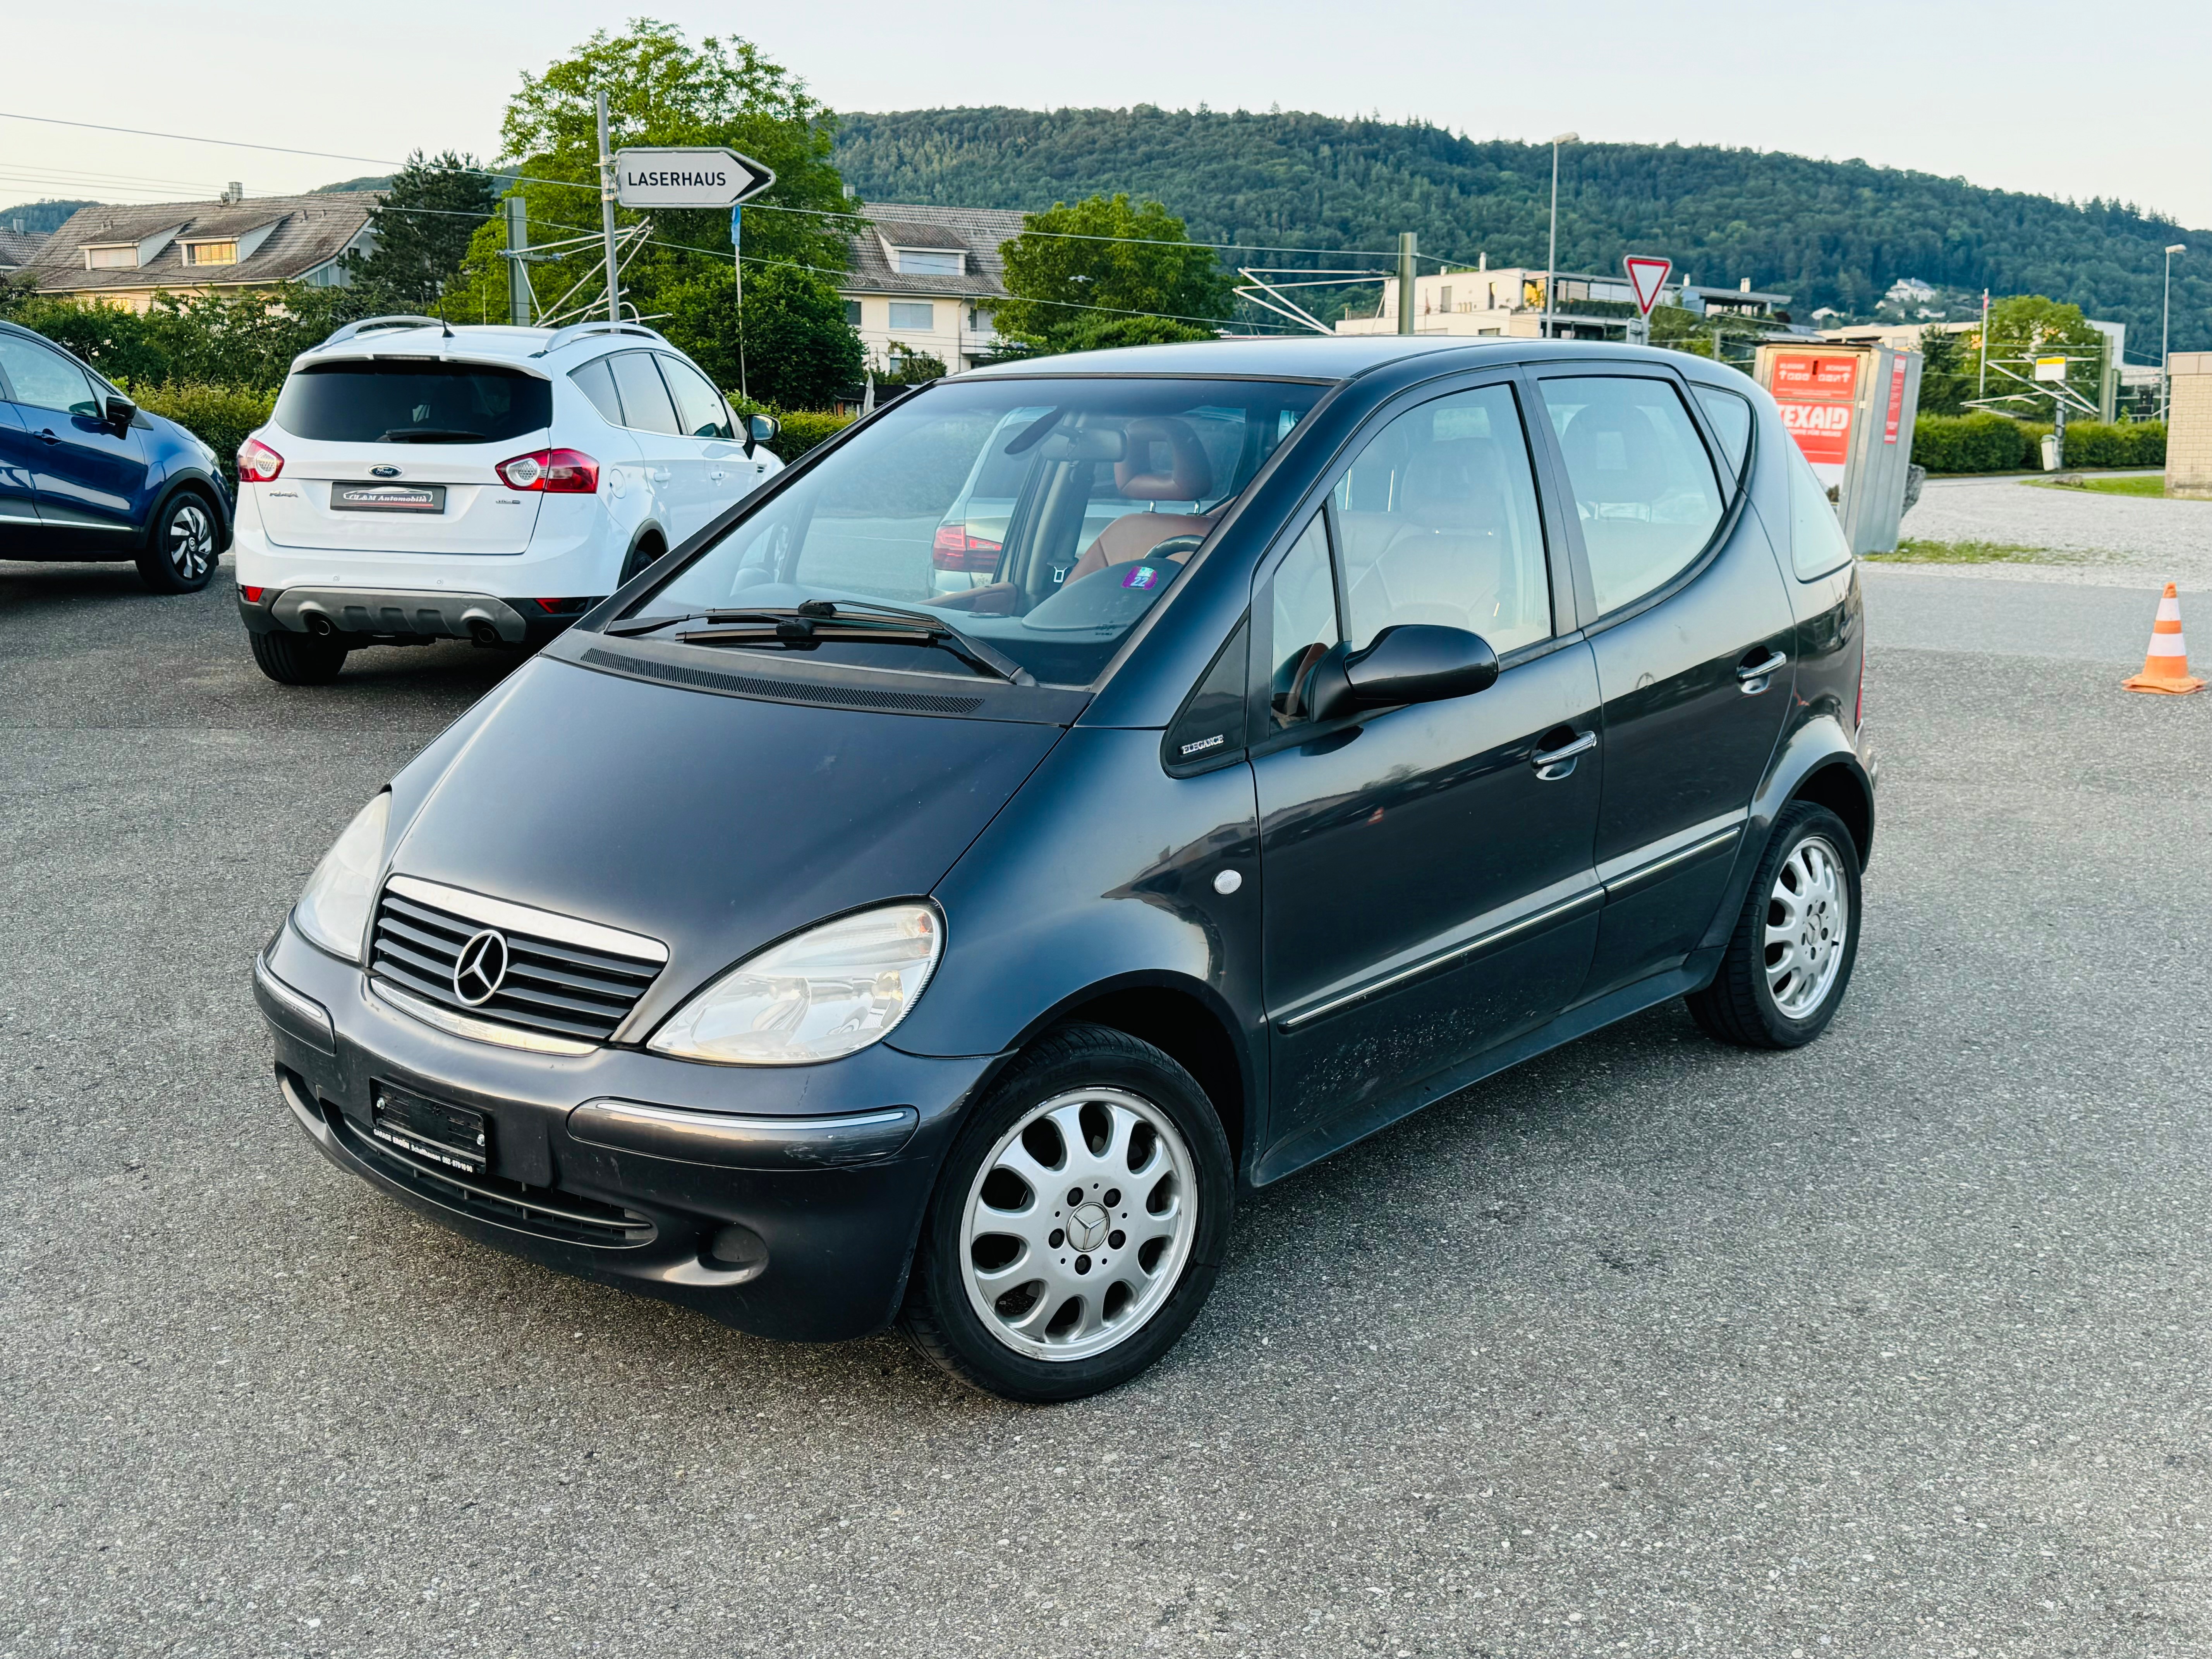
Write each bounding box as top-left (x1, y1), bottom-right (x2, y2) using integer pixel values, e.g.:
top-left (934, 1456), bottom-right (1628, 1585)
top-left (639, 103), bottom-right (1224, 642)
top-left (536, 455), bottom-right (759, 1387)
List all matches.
top-left (1545, 132), bottom-right (1578, 341)
top-left (2162, 243), bottom-right (2187, 421)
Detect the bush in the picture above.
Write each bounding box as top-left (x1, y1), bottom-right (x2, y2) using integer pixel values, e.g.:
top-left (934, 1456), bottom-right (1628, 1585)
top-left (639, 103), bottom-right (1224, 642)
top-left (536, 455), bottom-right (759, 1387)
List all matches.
top-left (1911, 412), bottom-right (2167, 474)
top-left (130, 384), bottom-right (275, 484)
top-left (1911, 413), bottom-right (2034, 473)
top-left (766, 409), bottom-right (855, 460)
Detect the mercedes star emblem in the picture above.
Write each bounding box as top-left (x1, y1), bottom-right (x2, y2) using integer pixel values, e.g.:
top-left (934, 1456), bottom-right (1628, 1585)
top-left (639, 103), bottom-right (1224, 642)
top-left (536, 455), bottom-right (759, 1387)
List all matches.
top-left (452, 928), bottom-right (510, 1006)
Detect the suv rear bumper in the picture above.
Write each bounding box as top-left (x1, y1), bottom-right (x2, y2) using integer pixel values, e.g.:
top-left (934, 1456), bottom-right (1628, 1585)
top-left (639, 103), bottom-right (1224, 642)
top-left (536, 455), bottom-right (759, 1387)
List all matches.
top-left (237, 585), bottom-right (593, 648)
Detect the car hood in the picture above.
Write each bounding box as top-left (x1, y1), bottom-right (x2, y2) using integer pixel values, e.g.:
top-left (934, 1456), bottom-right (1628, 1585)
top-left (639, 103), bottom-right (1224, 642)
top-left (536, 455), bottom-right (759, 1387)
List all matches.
top-left (386, 654), bottom-right (1064, 1029)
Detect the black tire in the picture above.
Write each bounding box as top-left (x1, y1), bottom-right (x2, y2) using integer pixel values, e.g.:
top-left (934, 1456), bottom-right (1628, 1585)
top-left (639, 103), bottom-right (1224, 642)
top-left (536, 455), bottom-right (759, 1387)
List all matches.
top-left (900, 1024), bottom-right (1235, 1403)
top-left (136, 489), bottom-right (221, 594)
top-left (249, 627), bottom-right (350, 686)
top-left (619, 533), bottom-right (666, 585)
top-left (1687, 801), bottom-right (1862, 1049)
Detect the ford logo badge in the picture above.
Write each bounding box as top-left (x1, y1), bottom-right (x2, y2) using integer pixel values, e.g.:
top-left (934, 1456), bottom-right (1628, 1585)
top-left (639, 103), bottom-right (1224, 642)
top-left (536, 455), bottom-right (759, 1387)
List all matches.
top-left (370, 465), bottom-right (402, 478)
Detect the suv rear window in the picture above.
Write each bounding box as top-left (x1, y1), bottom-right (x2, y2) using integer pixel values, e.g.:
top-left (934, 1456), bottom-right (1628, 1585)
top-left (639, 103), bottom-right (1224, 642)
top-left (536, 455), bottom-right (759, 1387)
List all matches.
top-left (273, 359), bottom-right (552, 445)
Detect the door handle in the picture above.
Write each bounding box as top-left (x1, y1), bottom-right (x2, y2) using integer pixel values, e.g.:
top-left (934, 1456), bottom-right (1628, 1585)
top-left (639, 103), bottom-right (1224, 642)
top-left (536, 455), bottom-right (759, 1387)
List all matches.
top-left (708, 469), bottom-right (725, 483)
top-left (1530, 730), bottom-right (1597, 779)
top-left (36, 428), bottom-right (61, 445)
top-left (1736, 649), bottom-right (1788, 693)
top-left (649, 467), bottom-right (672, 483)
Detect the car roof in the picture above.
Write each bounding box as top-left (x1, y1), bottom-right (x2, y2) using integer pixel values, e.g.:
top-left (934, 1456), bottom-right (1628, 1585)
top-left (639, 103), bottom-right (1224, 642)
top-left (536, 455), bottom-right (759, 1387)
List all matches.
top-left (292, 321), bottom-right (681, 371)
top-left (957, 333), bottom-right (1741, 386)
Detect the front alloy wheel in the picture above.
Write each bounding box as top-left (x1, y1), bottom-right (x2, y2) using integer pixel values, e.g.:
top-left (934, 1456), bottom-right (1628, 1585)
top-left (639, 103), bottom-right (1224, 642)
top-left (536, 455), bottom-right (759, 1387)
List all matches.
top-left (137, 493), bottom-right (219, 594)
top-left (902, 1024), bottom-right (1233, 1401)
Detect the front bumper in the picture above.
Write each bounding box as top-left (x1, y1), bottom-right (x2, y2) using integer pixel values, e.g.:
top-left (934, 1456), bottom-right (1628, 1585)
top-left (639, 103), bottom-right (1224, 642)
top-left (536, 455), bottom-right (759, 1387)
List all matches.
top-left (254, 919), bottom-right (995, 1342)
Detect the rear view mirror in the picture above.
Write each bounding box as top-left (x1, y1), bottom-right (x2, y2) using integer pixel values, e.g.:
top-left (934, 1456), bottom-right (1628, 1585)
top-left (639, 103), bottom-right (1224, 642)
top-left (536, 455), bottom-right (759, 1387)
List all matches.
top-left (1305, 625), bottom-right (1499, 723)
top-left (104, 394), bottom-right (136, 429)
top-left (1037, 428), bottom-right (1127, 463)
top-left (749, 414), bottom-right (780, 446)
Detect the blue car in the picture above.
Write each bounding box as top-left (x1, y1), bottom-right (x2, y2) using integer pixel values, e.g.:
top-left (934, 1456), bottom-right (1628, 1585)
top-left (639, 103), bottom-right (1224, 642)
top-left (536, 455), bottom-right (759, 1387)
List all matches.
top-left (0, 318), bottom-right (234, 591)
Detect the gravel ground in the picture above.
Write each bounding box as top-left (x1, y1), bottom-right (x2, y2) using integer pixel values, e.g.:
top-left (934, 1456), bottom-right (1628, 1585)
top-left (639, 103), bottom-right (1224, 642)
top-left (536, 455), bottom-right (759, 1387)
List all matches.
top-left (1896, 474), bottom-right (2212, 589)
top-left (4, 556), bottom-right (2210, 1659)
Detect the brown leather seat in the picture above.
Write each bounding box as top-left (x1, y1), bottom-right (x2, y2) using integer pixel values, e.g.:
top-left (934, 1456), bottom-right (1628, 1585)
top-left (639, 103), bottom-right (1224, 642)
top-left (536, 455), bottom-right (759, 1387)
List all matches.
top-left (1065, 417), bottom-right (1221, 583)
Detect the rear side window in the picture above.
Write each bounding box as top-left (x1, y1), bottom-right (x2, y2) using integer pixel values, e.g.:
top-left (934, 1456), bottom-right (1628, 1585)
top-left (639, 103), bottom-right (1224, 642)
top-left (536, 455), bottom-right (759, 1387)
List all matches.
top-left (607, 352), bottom-right (682, 436)
top-left (569, 357), bottom-right (625, 426)
top-left (273, 359), bottom-right (551, 444)
top-left (1693, 384), bottom-right (1753, 478)
top-left (1786, 442), bottom-right (1854, 578)
top-left (658, 355), bottom-right (733, 439)
top-left (0, 335), bottom-right (100, 417)
top-left (1541, 375), bottom-right (1724, 616)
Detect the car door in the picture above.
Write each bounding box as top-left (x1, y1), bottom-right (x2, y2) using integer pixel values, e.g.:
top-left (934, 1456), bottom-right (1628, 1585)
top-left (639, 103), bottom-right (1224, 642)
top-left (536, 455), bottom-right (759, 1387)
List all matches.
top-left (1532, 369), bottom-right (1796, 1003)
top-left (655, 353), bottom-right (762, 515)
top-left (604, 350), bottom-right (695, 539)
top-left (0, 332), bottom-right (148, 548)
top-left (0, 398), bottom-right (46, 550)
top-left (1253, 378), bottom-right (1603, 1170)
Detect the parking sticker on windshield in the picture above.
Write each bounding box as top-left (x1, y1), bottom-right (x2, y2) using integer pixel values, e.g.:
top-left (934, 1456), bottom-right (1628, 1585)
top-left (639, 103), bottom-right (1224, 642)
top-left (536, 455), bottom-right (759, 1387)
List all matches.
top-left (1121, 565), bottom-right (1161, 590)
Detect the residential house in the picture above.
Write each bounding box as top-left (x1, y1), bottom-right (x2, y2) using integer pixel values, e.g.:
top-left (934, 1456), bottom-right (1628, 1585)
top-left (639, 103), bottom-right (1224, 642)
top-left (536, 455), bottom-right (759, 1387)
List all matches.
top-left (26, 192), bottom-right (379, 313)
top-left (1333, 260), bottom-right (1796, 341)
top-left (838, 202), bottom-right (1027, 375)
top-left (0, 220), bottom-right (49, 279)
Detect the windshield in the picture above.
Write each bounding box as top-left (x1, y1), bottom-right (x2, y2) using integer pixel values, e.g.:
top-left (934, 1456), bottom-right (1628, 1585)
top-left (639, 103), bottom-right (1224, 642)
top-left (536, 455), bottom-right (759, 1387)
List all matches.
top-left (273, 359), bottom-right (553, 445)
top-left (629, 376), bottom-right (1324, 686)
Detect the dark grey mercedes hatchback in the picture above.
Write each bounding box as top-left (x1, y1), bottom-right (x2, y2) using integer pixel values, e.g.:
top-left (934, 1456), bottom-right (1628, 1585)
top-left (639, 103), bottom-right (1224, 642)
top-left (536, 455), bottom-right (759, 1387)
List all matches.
top-left (254, 336), bottom-right (1874, 1400)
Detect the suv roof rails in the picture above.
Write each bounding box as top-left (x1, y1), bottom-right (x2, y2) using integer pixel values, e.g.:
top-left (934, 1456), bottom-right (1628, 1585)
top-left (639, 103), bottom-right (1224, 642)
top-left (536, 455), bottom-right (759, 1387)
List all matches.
top-left (532, 321), bottom-right (669, 358)
top-left (321, 315), bottom-right (453, 347)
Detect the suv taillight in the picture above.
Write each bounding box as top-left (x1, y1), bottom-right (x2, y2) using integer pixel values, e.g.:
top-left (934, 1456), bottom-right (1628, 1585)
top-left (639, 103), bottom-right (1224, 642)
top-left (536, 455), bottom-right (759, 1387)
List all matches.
top-left (497, 448), bottom-right (599, 493)
top-left (237, 438), bottom-right (283, 483)
top-left (931, 522), bottom-right (1002, 572)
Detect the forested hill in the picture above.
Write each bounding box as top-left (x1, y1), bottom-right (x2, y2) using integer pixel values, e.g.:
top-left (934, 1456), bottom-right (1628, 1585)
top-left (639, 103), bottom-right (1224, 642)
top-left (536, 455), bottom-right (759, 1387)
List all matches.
top-left (833, 107), bottom-right (2210, 354)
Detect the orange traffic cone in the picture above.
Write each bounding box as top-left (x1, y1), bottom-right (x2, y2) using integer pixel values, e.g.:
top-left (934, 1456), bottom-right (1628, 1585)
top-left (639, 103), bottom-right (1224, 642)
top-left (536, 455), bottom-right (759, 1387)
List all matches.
top-left (2123, 583), bottom-right (2205, 695)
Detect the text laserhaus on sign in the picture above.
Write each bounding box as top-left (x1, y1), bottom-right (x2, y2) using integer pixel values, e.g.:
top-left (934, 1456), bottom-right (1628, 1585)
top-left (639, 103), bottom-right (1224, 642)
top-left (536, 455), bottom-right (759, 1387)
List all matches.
top-left (613, 148), bottom-right (776, 210)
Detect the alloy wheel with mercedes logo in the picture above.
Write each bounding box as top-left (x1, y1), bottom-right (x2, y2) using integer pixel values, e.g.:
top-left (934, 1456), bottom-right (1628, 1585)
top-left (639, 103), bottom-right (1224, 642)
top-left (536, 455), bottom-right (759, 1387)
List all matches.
top-left (452, 928), bottom-right (510, 1006)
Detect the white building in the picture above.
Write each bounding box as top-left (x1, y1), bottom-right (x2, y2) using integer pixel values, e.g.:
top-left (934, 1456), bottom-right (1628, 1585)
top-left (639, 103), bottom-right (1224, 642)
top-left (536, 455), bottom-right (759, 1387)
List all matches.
top-left (26, 192), bottom-right (379, 313)
top-left (1333, 258), bottom-right (1794, 340)
top-left (838, 203), bottom-right (1027, 376)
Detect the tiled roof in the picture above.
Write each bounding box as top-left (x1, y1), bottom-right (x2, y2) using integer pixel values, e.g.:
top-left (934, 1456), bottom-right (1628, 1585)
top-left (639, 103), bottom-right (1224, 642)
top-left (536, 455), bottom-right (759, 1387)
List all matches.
top-left (0, 226), bottom-right (48, 270)
top-left (843, 201), bottom-right (1028, 300)
top-left (29, 192), bottom-right (379, 293)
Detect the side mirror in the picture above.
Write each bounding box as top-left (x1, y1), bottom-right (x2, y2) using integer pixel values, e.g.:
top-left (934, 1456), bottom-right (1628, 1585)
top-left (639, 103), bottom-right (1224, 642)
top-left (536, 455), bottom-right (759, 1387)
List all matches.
top-left (749, 414), bottom-right (780, 448)
top-left (105, 393), bottom-right (136, 429)
top-left (1305, 624), bottom-right (1499, 724)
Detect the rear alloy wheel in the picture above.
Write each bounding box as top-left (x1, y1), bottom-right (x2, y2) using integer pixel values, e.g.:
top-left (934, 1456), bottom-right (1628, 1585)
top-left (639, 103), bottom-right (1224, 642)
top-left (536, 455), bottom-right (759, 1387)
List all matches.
top-left (901, 1025), bottom-right (1233, 1401)
top-left (249, 627), bottom-right (350, 687)
top-left (136, 492), bottom-right (219, 594)
top-left (1688, 801), bottom-right (1861, 1049)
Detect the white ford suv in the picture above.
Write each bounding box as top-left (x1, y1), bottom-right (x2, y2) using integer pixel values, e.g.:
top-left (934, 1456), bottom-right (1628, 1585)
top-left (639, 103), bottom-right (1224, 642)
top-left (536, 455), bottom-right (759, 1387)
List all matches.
top-left (232, 317), bottom-right (782, 684)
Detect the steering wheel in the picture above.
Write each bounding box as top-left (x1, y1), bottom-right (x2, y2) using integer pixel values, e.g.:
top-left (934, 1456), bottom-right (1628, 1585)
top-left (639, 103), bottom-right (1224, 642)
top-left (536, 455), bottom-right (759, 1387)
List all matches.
top-left (1144, 535), bottom-right (1206, 563)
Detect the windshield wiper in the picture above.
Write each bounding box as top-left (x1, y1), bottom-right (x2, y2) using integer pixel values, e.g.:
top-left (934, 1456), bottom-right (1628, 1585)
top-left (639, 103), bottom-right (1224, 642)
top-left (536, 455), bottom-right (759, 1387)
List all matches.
top-left (650, 600), bottom-right (1034, 685)
top-left (377, 426), bottom-right (486, 443)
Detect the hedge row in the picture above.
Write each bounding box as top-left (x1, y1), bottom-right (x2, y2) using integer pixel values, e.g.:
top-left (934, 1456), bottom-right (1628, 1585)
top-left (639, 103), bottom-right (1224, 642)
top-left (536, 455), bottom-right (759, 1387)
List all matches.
top-left (1912, 413), bottom-right (2165, 474)
top-left (127, 384), bottom-right (275, 485)
top-left (769, 409), bottom-right (856, 460)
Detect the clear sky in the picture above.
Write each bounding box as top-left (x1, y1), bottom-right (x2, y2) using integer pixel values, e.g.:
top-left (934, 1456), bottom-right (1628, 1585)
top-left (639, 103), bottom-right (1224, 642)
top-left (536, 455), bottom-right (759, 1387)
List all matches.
top-left (5, 0), bottom-right (2206, 232)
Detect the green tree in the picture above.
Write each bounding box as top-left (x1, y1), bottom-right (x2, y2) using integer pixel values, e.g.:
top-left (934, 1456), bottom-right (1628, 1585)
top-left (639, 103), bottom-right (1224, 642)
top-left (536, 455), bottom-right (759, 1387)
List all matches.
top-left (342, 151), bottom-right (498, 311)
top-left (1963, 295), bottom-right (2107, 414)
top-left (661, 261), bottom-right (862, 408)
top-left (477, 20), bottom-right (858, 401)
top-left (1917, 326), bottom-right (1973, 416)
top-left (993, 194), bottom-right (1231, 354)
top-left (140, 286), bottom-right (369, 390)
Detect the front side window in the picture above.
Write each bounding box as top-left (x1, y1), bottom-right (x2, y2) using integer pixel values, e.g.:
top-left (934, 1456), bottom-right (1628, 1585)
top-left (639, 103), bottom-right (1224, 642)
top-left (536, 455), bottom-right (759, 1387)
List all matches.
top-left (1542, 375), bottom-right (1724, 616)
top-left (1332, 383), bottom-right (1553, 656)
top-left (889, 301), bottom-right (935, 331)
top-left (0, 336), bottom-right (100, 417)
top-left (658, 355), bottom-right (733, 439)
top-left (630, 376), bottom-right (1324, 687)
top-left (1266, 514), bottom-right (1340, 729)
top-left (272, 359), bottom-right (551, 444)
top-left (607, 352), bottom-right (681, 436)
top-left (1786, 441), bottom-right (1854, 579)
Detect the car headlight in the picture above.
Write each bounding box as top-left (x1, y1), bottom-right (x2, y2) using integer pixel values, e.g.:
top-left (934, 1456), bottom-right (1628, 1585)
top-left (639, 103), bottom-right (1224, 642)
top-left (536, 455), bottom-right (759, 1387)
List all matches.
top-left (648, 902), bottom-right (943, 1066)
top-left (292, 792), bottom-right (390, 963)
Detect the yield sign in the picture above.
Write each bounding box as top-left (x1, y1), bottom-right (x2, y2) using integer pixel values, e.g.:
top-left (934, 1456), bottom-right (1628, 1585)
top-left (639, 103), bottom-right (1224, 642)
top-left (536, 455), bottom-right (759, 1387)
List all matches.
top-left (1623, 255), bottom-right (1672, 316)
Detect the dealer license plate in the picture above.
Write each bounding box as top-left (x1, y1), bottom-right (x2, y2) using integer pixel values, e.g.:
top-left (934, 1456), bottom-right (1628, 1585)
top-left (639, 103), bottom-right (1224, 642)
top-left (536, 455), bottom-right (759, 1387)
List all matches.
top-left (331, 482), bottom-right (446, 514)
top-left (371, 1084), bottom-right (488, 1175)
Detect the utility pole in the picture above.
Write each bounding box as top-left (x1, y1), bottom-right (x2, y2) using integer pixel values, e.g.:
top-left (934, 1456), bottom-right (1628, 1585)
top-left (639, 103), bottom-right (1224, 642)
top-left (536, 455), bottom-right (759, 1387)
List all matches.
top-left (1545, 132), bottom-right (1577, 340)
top-left (1977, 289), bottom-right (1990, 402)
top-left (596, 89), bottom-right (621, 324)
top-left (505, 196), bottom-right (531, 326)
top-left (1396, 232), bottom-right (1417, 335)
top-left (2163, 244), bottom-right (2187, 421)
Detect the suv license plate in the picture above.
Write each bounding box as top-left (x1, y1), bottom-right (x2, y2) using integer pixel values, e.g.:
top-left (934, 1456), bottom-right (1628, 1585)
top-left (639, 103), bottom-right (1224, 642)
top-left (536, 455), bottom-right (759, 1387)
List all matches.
top-left (371, 1084), bottom-right (488, 1175)
top-left (331, 483), bottom-right (446, 514)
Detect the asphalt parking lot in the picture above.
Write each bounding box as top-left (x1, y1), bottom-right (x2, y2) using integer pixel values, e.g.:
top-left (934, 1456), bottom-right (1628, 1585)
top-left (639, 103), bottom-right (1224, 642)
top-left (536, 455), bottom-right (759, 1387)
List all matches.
top-left (4, 554), bottom-right (2210, 1659)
